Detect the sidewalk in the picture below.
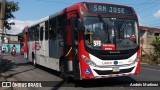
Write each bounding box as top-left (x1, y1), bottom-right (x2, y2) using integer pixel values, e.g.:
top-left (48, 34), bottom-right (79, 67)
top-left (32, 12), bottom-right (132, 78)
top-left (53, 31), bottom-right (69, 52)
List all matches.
top-left (0, 54), bottom-right (13, 66)
top-left (0, 53), bottom-right (31, 90)
top-left (0, 53), bottom-right (13, 81)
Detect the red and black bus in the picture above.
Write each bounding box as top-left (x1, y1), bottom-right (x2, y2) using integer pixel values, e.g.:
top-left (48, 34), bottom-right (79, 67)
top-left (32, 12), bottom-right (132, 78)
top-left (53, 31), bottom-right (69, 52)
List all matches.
top-left (22, 2), bottom-right (140, 80)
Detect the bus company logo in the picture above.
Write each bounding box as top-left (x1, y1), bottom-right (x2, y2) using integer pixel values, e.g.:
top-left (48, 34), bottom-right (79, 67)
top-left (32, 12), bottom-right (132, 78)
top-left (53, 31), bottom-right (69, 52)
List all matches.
top-left (32, 42), bottom-right (41, 50)
top-left (102, 61), bottom-right (112, 65)
top-left (2, 82), bottom-right (11, 87)
top-left (113, 60), bottom-right (118, 65)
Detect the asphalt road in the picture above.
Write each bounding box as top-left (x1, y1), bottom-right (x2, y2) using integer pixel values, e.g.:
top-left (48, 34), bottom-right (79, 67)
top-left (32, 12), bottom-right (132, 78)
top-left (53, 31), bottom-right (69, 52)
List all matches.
top-left (0, 53), bottom-right (160, 90)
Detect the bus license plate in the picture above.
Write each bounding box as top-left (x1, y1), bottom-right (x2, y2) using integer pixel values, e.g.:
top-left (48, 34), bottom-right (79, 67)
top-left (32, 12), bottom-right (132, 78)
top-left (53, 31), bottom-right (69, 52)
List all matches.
top-left (112, 67), bottom-right (119, 72)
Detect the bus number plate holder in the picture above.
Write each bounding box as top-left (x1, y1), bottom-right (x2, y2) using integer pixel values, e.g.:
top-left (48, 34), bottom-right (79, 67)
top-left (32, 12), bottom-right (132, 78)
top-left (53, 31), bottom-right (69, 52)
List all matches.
top-left (112, 67), bottom-right (119, 72)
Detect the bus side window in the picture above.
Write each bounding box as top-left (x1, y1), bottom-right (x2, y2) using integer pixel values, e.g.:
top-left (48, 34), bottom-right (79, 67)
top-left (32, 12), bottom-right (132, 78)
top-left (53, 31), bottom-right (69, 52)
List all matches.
top-left (56, 28), bottom-right (63, 39)
top-left (32, 29), bottom-right (34, 41)
top-left (45, 21), bottom-right (49, 40)
top-left (49, 29), bottom-right (56, 40)
top-left (30, 33), bottom-right (32, 41)
top-left (31, 27), bottom-right (36, 41)
top-left (40, 27), bottom-right (43, 41)
top-left (49, 18), bottom-right (56, 40)
top-left (29, 28), bottom-right (34, 41)
top-left (35, 26), bottom-right (39, 41)
top-left (45, 30), bottom-right (48, 40)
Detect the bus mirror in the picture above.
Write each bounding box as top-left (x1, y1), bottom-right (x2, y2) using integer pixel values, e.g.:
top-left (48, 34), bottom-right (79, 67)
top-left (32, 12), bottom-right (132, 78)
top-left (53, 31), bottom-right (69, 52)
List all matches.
top-left (77, 19), bottom-right (83, 31)
top-left (71, 17), bottom-right (83, 31)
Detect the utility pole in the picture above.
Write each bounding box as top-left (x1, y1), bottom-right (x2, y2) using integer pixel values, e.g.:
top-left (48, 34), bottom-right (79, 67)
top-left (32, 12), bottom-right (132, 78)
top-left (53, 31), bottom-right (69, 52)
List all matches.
top-left (0, 0), bottom-right (6, 60)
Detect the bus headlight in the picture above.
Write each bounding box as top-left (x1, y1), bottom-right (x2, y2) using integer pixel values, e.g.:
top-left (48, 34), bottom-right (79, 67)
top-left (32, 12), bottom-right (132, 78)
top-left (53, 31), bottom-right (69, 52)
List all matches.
top-left (128, 57), bottom-right (138, 64)
top-left (82, 55), bottom-right (97, 67)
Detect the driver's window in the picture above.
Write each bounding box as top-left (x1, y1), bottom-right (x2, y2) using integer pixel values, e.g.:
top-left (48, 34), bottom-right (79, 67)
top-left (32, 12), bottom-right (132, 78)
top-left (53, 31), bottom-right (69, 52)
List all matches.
top-left (84, 25), bottom-right (93, 44)
top-left (124, 22), bottom-right (134, 38)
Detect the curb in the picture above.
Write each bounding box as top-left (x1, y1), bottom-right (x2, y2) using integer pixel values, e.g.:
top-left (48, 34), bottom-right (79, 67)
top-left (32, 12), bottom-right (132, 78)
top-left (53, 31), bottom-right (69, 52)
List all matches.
top-left (141, 62), bottom-right (160, 66)
top-left (140, 63), bottom-right (148, 64)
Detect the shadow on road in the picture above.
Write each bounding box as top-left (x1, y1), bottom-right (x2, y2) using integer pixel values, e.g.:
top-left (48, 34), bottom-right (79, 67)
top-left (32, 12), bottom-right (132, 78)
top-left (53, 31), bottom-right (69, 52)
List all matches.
top-left (36, 65), bottom-right (60, 78)
top-left (34, 64), bottom-right (137, 88)
top-left (73, 76), bottom-right (136, 87)
top-left (49, 76), bottom-right (137, 90)
top-left (0, 60), bottom-right (36, 81)
top-left (1, 54), bottom-right (137, 89)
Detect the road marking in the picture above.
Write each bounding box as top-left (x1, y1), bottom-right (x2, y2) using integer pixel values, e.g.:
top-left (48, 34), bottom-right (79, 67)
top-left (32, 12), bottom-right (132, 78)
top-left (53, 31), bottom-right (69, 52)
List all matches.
top-left (141, 67), bottom-right (160, 72)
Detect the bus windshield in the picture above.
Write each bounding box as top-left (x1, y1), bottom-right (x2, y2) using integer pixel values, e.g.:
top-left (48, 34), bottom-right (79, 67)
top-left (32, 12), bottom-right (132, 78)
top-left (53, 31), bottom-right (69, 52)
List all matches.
top-left (83, 17), bottom-right (138, 50)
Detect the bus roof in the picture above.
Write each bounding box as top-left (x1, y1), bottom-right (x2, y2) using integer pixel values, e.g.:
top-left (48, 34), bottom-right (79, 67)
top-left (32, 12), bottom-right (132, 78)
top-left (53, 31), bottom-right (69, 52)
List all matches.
top-left (82, 2), bottom-right (132, 8)
top-left (26, 2), bottom-right (134, 29)
top-left (28, 10), bottom-right (63, 28)
top-left (49, 10), bottom-right (63, 19)
top-left (28, 16), bottom-right (49, 27)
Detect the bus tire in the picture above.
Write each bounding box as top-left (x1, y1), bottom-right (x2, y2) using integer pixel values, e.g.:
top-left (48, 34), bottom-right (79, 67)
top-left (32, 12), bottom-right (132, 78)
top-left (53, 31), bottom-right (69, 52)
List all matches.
top-left (24, 52), bottom-right (28, 59)
top-left (32, 53), bottom-right (36, 67)
top-left (60, 61), bottom-right (66, 80)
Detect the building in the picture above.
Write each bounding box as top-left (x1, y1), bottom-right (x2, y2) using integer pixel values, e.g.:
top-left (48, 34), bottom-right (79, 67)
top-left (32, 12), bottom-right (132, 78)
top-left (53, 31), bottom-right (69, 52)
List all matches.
top-left (139, 26), bottom-right (160, 54)
top-left (2, 34), bottom-right (21, 53)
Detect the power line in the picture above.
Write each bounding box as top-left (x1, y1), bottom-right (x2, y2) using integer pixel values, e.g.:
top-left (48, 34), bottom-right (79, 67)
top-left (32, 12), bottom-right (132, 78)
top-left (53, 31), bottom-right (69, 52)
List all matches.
top-left (135, 0), bottom-right (159, 12)
top-left (155, 25), bottom-right (160, 28)
top-left (36, 0), bottom-right (74, 4)
top-left (133, 0), bottom-right (157, 9)
top-left (138, 5), bottom-right (159, 13)
top-left (142, 19), bottom-right (160, 24)
top-left (37, 0), bottom-right (160, 5)
top-left (153, 23), bottom-right (160, 27)
top-left (36, 0), bottom-right (160, 28)
top-left (145, 21), bottom-right (160, 26)
top-left (135, 0), bottom-right (160, 21)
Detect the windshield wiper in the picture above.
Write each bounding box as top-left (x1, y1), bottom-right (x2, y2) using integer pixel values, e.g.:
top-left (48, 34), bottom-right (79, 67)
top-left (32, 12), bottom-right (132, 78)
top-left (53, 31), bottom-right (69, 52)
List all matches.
top-left (98, 15), bottom-right (108, 33)
top-left (119, 19), bottom-right (127, 32)
top-left (97, 15), bottom-right (111, 43)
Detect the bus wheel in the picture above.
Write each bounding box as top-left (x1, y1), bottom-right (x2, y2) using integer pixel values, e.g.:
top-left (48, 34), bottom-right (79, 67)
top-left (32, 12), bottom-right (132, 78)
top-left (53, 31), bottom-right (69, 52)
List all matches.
top-left (60, 61), bottom-right (66, 80)
top-left (33, 58), bottom-right (36, 66)
top-left (24, 52), bottom-right (28, 59)
top-left (32, 54), bottom-right (36, 67)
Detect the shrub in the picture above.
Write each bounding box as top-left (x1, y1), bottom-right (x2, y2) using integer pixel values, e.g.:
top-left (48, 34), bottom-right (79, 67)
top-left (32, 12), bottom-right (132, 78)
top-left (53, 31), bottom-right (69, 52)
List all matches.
top-left (150, 36), bottom-right (160, 65)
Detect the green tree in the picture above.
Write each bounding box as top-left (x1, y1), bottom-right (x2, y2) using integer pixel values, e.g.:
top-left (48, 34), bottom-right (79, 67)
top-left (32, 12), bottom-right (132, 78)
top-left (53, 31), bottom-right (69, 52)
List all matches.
top-left (2, 1), bottom-right (20, 30)
top-left (151, 36), bottom-right (160, 65)
top-left (18, 31), bottom-right (24, 37)
top-left (18, 31), bottom-right (24, 42)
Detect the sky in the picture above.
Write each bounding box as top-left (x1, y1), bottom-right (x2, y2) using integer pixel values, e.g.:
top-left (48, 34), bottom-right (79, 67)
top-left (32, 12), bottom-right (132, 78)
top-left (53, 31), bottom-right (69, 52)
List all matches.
top-left (6, 0), bottom-right (160, 34)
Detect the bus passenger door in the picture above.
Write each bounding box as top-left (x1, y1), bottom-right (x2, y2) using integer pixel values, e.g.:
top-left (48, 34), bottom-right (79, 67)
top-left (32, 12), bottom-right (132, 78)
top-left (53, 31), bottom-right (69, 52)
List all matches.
top-left (39, 23), bottom-right (46, 66)
top-left (69, 13), bottom-right (80, 79)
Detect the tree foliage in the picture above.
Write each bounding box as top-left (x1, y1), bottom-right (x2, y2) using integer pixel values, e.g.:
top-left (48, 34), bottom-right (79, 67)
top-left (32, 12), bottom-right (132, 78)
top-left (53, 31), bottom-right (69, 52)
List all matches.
top-left (151, 36), bottom-right (160, 65)
top-left (3, 1), bottom-right (19, 30)
top-left (18, 31), bottom-right (24, 37)
top-left (151, 36), bottom-right (160, 53)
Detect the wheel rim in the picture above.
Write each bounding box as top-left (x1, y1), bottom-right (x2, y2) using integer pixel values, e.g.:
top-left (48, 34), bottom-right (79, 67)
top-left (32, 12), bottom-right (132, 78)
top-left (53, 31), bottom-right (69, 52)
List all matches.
top-left (33, 58), bottom-right (36, 65)
top-left (24, 53), bottom-right (27, 58)
top-left (25, 53), bottom-right (28, 58)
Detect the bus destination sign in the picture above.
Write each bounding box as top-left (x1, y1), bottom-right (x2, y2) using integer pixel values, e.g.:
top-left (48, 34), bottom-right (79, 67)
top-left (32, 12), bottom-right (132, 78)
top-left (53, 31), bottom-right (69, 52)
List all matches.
top-left (86, 3), bottom-right (133, 15)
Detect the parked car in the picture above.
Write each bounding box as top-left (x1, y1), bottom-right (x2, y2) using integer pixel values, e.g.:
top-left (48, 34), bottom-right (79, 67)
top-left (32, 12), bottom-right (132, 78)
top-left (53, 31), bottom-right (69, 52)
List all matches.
top-left (2, 46), bottom-right (8, 52)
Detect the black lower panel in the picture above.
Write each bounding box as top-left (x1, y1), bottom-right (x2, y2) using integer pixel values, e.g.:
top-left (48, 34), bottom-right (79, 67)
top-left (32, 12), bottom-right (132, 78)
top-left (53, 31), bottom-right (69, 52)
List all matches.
top-left (93, 66), bottom-right (135, 75)
top-left (49, 40), bottom-right (62, 58)
top-left (85, 45), bottom-right (139, 60)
